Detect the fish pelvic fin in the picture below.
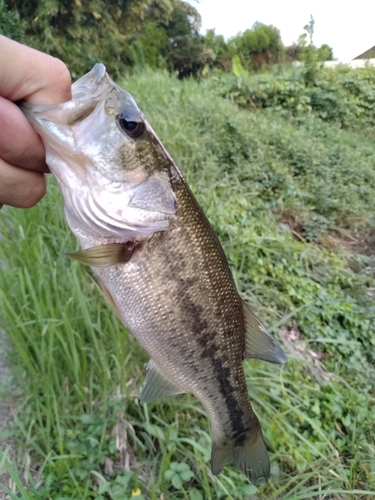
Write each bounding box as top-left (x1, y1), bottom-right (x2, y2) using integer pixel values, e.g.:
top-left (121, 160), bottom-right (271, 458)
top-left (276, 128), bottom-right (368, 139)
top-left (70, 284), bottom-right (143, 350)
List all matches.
top-left (243, 302), bottom-right (287, 364)
top-left (140, 359), bottom-right (185, 404)
top-left (211, 428), bottom-right (270, 485)
top-left (64, 242), bottom-right (138, 268)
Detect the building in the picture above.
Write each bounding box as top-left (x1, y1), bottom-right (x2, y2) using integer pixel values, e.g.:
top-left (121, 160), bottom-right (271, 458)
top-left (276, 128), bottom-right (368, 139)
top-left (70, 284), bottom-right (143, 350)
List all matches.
top-left (353, 46), bottom-right (375, 60)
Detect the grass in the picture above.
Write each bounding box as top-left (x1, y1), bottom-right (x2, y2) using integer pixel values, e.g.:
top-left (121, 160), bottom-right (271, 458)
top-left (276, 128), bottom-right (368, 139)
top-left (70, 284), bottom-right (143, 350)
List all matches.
top-left (1, 66), bottom-right (375, 498)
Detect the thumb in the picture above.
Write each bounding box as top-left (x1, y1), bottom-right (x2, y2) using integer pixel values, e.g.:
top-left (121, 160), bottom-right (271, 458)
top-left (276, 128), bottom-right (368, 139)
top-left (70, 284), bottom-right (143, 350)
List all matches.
top-left (0, 36), bottom-right (71, 104)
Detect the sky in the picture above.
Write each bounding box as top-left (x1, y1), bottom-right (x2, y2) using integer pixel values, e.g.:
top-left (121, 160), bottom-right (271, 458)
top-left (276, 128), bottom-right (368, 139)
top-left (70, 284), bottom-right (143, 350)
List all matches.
top-left (185, 0), bottom-right (375, 61)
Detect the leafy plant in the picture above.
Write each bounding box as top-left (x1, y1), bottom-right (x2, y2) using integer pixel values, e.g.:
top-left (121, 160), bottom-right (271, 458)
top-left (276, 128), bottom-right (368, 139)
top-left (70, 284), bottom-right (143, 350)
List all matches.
top-left (164, 462), bottom-right (194, 489)
top-left (94, 471), bottom-right (143, 499)
top-left (225, 63), bottom-right (375, 133)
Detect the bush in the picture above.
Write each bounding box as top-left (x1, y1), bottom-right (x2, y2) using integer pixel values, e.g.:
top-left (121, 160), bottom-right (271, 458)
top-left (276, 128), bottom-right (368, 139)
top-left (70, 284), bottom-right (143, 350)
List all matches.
top-left (224, 64), bottom-right (375, 132)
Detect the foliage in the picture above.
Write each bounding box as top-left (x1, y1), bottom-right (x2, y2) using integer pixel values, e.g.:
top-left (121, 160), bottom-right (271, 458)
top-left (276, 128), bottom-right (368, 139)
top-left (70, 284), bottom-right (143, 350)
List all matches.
top-left (285, 40), bottom-right (334, 64)
top-left (126, 0), bottom-right (206, 76)
top-left (203, 23), bottom-right (288, 74)
top-left (1, 67), bottom-right (375, 498)
top-left (156, 0), bottom-right (205, 77)
top-left (317, 43), bottom-right (334, 62)
top-left (5, 0), bottom-right (145, 77)
top-left (225, 64), bottom-right (375, 132)
top-left (285, 17), bottom-right (333, 64)
top-left (204, 20), bottom-right (331, 75)
top-left (164, 462), bottom-right (194, 489)
top-left (228, 22), bottom-right (284, 70)
top-left (0, 0), bottom-right (24, 40)
top-left (4, 0), bottom-right (205, 78)
top-left (203, 29), bottom-right (232, 71)
top-left (3, 1), bottom-right (334, 78)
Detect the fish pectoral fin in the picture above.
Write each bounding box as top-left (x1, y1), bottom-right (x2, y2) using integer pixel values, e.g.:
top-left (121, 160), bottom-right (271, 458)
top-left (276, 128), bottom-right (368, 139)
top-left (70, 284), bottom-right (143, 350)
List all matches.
top-left (243, 302), bottom-right (287, 364)
top-left (140, 359), bottom-right (185, 404)
top-left (64, 242), bottom-right (138, 267)
top-left (129, 176), bottom-right (177, 215)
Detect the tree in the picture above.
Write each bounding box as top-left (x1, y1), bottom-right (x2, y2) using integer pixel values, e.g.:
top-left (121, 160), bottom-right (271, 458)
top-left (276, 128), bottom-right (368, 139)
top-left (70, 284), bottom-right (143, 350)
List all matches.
top-left (128, 0), bottom-right (206, 77)
top-left (161, 1), bottom-right (205, 77)
top-left (0, 0), bottom-right (23, 40)
top-left (317, 44), bottom-right (333, 62)
top-left (203, 29), bottom-right (232, 71)
top-left (4, 0), bottom-right (159, 77)
top-left (304, 14), bottom-right (315, 45)
top-left (4, 0), bottom-right (206, 78)
top-left (228, 23), bottom-right (284, 70)
top-left (285, 18), bottom-right (333, 64)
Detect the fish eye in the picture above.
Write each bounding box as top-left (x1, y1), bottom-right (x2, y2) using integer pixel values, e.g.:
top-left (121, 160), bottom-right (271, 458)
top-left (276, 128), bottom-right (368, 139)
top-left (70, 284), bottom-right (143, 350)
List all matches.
top-left (117, 114), bottom-right (144, 138)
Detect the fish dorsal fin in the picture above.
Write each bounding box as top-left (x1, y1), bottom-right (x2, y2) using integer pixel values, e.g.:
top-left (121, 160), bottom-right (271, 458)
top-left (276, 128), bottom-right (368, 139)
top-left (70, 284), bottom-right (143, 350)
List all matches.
top-left (140, 359), bottom-right (185, 404)
top-left (65, 242), bottom-right (137, 267)
top-left (243, 302), bottom-right (287, 364)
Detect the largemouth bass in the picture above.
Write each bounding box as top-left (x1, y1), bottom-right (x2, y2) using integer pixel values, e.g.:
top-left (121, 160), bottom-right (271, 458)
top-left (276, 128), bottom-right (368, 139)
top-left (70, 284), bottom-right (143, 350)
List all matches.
top-left (22, 64), bottom-right (286, 484)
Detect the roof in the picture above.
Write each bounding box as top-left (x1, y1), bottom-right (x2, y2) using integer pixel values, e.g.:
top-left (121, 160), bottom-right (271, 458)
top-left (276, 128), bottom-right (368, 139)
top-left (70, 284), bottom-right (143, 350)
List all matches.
top-left (353, 45), bottom-right (375, 60)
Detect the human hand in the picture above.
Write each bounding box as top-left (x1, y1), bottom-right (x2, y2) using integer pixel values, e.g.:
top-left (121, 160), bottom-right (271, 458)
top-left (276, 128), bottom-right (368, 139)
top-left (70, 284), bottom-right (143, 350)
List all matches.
top-left (0, 35), bottom-right (71, 208)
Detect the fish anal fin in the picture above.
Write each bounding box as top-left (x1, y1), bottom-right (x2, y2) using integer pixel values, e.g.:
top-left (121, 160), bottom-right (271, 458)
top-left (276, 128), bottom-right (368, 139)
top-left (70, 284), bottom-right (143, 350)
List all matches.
top-left (243, 302), bottom-right (287, 364)
top-left (211, 428), bottom-right (270, 485)
top-left (65, 242), bottom-right (138, 268)
top-left (140, 359), bottom-right (185, 404)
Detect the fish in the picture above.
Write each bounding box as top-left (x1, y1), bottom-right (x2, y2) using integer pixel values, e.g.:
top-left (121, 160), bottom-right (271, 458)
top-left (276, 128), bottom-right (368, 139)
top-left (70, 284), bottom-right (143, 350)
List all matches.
top-left (21, 64), bottom-right (286, 484)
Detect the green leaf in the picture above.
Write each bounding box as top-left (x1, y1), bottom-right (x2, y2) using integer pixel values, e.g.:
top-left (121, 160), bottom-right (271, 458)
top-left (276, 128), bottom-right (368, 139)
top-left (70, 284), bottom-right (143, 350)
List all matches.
top-left (171, 473), bottom-right (183, 489)
top-left (176, 462), bottom-right (190, 472)
top-left (242, 484), bottom-right (258, 494)
top-left (98, 482), bottom-right (111, 495)
top-left (78, 414), bottom-right (96, 424)
top-left (115, 473), bottom-right (132, 488)
top-left (232, 55), bottom-right (244, 78)
top-left (180, 469), bottom-right (194, 481)
top-left (189, 488), bottom-right (203, 500)
top-left (164, 470), bottom-right (175, 480)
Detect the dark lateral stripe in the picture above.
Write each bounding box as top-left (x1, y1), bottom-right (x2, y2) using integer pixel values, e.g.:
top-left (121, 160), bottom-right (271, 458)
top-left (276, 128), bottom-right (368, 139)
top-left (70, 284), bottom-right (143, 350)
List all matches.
top-left (209, 356), bottom-right (248, 442)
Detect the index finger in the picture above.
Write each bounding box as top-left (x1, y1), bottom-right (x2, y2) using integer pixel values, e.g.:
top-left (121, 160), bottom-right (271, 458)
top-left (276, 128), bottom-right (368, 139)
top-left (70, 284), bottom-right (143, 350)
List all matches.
top-left (0, 35), bottom-right (71, 104)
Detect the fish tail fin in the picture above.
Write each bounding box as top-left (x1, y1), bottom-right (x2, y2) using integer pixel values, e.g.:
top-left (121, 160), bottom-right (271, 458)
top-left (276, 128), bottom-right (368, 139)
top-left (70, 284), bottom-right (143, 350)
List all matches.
top-left (211, 429), bottom-right (270, 485)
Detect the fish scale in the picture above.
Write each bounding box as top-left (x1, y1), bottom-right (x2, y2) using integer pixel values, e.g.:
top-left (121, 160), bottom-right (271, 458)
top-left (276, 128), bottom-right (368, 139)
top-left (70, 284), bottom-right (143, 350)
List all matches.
top-left (21, 63), bottom-right (287, 484)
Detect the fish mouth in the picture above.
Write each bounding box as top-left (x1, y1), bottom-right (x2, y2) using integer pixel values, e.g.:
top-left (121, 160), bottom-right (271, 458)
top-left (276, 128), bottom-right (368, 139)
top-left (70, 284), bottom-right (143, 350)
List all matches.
top-left (20, 63), bottom-right (112, 119)
top-left (21, 63), bottom-right (140, 129)
top-left (72, 63), bottom-right (109, 100)
top-left (20, 63), bottom-right (115, 138)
